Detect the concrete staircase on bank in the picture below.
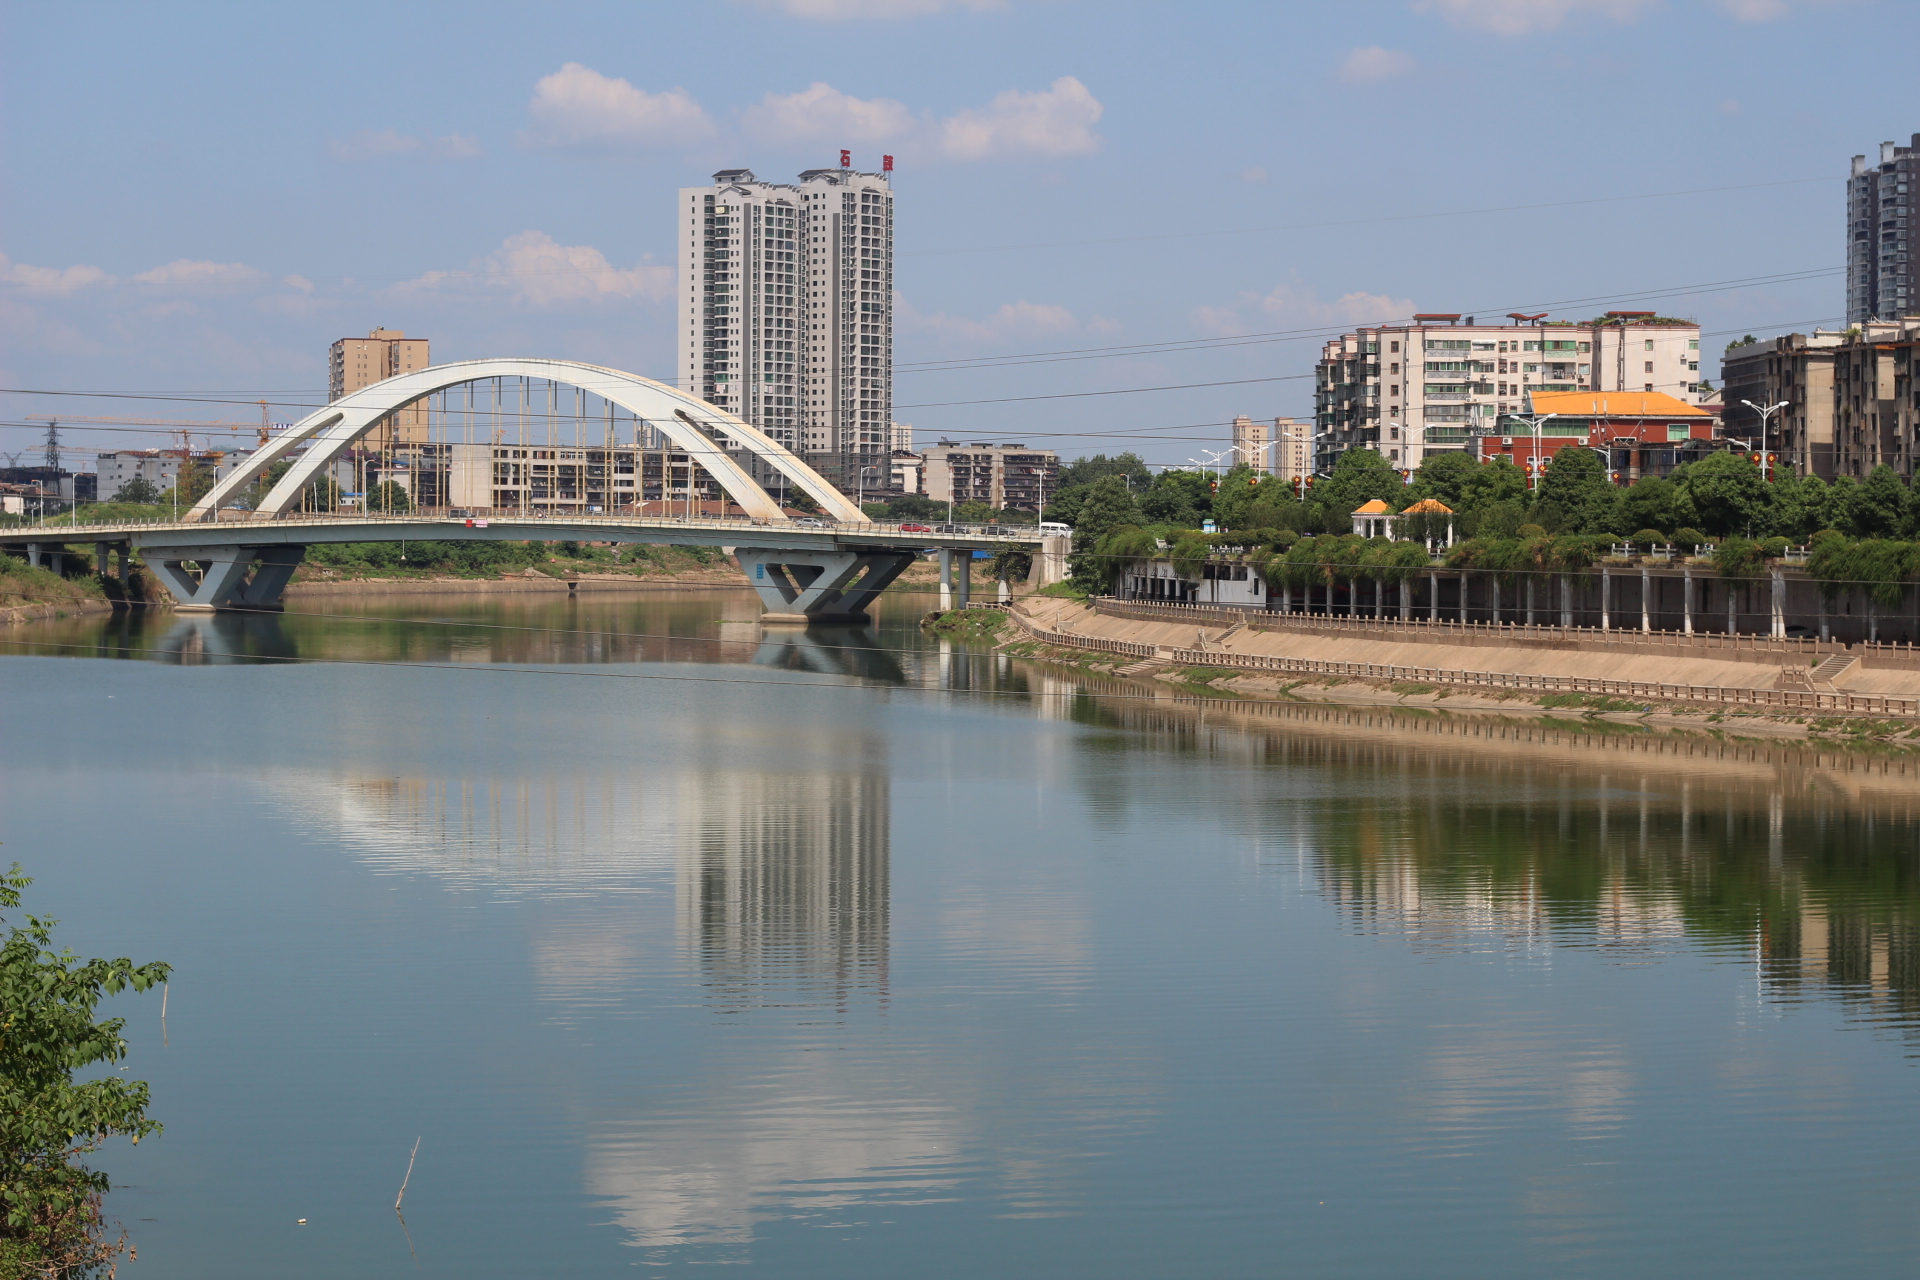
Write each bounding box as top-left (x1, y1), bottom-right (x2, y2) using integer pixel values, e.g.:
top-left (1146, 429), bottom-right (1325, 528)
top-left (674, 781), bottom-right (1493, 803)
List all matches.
top-left (1773, 652), bottom-right (1858, 692)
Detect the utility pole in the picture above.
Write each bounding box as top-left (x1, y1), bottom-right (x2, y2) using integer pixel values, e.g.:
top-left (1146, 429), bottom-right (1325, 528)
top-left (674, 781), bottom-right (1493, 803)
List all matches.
top-left (42, 420), bottom-right (61, 471)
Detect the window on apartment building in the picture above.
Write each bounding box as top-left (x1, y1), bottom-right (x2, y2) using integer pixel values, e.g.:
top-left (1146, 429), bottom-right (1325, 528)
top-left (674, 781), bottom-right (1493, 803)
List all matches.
top-left (1389, 342), bottom-right (1400, 353)
top-left (1645, 362), bottom-right (1654, 373)
top-left (1644, 340), bottom-right (1654, 351)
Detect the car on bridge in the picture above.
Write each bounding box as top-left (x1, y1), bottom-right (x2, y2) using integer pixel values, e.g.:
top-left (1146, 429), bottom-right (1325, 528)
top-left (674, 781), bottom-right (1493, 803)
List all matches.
top-left (899, 523), bottom-right (933, 533)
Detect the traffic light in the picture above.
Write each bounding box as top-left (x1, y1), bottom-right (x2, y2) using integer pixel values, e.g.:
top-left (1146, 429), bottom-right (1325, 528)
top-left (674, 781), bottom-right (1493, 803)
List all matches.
top-left (1248, 475), bottom-right (1260, 487)
top-left (1209, 478), bottom-right (1219, 493)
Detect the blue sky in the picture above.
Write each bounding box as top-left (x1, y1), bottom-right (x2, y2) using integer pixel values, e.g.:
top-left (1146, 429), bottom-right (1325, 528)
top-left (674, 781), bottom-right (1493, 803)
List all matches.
top-left (1, 0), bottom-right (1914, 467)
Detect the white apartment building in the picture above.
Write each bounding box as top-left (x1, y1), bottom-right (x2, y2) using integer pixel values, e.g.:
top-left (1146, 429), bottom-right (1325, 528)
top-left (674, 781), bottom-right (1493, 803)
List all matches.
top-left (679, 163), bottom-right (893, 492)
top-left (1316, 312), bottom-right (1704, 472)
top-left (96, 448), bottom-right (255, 499)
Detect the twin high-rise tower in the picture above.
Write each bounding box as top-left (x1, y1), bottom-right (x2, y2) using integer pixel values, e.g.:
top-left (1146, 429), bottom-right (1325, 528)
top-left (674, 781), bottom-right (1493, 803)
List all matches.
top-left (679, 163), bottom-right (894, 492)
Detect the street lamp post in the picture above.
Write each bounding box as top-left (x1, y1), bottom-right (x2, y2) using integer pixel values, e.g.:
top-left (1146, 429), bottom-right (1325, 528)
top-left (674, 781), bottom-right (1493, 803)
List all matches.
top-left (1740, 399), bottom-right (1790, 479)
top-left (1503, 412), bottom-right (1557, 489)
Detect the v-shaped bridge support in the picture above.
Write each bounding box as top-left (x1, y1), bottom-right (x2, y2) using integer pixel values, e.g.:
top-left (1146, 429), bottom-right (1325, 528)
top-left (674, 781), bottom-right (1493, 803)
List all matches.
top-left (734, 546), bottom-right (916, 625)
top-left (147, 544), bottom-right (308, 613)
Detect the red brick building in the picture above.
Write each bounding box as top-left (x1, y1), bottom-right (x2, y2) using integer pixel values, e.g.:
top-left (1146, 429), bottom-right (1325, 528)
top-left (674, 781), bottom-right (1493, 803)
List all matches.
top-left (1472, 391), bottom-right (1720, 483)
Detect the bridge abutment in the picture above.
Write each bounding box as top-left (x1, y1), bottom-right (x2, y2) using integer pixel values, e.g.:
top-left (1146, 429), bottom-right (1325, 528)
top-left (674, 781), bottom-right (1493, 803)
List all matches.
top-left (147, 544), bottom-right (308, 613)
top-left (735, 546), bottom-right (915, 626)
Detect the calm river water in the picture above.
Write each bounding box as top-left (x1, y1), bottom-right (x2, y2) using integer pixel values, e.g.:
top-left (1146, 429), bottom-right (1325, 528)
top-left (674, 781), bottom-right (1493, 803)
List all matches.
top-left (4, 587), bottom-right (1920, 1278)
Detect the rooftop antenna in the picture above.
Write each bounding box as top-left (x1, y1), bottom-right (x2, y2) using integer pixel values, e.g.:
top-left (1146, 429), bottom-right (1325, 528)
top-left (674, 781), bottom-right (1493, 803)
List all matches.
top-left (42, 421), bottom-right (61, 471)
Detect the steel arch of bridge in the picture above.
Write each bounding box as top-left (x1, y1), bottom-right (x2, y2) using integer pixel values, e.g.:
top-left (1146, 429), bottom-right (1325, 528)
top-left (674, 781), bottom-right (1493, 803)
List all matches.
top-left (186, 358), bottom-right (867, 524)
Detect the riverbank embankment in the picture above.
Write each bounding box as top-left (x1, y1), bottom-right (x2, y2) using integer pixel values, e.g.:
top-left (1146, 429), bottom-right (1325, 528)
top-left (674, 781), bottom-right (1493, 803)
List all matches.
top-left (1000, 595), bottom-right (1920, 743)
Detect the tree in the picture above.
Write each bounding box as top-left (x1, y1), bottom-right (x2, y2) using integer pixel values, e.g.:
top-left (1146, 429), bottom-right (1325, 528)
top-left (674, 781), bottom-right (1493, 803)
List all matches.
top-left (1533, 448), bottom-right (1620, 534)
top-left (1067, 476), bottom-right (1143, 588)
top-left (1140, 470), bottom-right (1213, 527)
top-left (1620, 476), bottom-right (1683, 534)
top-left (1208, 463), bottom-right (1269, 530)
top-left (366, 480), bottom-right (413, 514)
top-left (1459, 456), bottom-right (1529, 513)
top-left (0, 866), bottom-right (168, 1277)
top-left (165, 455), bottom-right (214, 509)
top-left (1404, 452), bottom-right (1482, 511)
top-left (1311, 449), bottom-right (1402, 525)
top-left (1848, 465), bottom-right (1911, 539)
top-left (1768, 473), bottom-right (1830, 540)
top-left (1057, 452), bottom-right (1150, 491)
top-left (109, 477), bottom-right (161, 505)
top-left (1674, 449), bottom-right (1771, 537)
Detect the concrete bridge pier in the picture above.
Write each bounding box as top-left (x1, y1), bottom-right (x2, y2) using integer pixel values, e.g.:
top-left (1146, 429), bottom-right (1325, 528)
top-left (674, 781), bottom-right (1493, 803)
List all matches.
top-left (146, 544), bottom-right (308, 613)
top-left (734, 545), bottom-right (915, 626)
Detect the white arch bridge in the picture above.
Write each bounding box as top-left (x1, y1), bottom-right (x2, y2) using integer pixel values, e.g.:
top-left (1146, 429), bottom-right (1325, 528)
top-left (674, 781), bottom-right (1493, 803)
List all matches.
top-left (6, 359), bottom-right (1063, 624)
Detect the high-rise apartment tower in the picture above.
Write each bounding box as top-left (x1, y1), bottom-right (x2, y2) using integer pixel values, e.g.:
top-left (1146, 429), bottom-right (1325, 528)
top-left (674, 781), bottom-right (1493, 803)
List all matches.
top-left (328, 328), bottom-right (431, 449)
top-left (1848, 135), bottom-right (1918, 325)
top-left (679, 164), bottom-right (893, 492)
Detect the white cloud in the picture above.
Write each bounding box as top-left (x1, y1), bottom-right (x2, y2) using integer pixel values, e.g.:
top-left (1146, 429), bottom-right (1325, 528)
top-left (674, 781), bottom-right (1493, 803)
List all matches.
top-left (395, 230), bottom-right (674, 308)
top-left (936, 76), bottom-right (1102, 160)
top-left (737, 77), bottom-right (1103, 165)
top-left (523, 63), bottom-right (714, 150)
top-left (129, 260), bottom-right (270, 291)
top-left (1717, 0), bottom-right (1789, 16)
top-left (898, 295), bottom-right (1082, 345)
top-left (281, 274), bottom-right (315, 293)
top-left (0, 253), bottom-right (113, 296)
top-left (1411, 0), bottom-right (1656, 35)
top-left (741, 83), bottom-right (915, 146)
top-left (739, 0), bottom-right (1003, 18)
top-left (1239, 165), bottom-right (1269, 184)
top-left (1718, 97), bottom-right (1742, 114)
top-left (1339, 46), bottom-right (1417, 82)
top-left (1191, 281), bottom-right (1416, 338)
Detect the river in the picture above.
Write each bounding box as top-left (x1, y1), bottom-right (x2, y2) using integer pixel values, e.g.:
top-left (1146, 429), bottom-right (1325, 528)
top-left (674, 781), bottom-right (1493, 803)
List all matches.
top-left (3, 587), bottom-right (1919, 1278)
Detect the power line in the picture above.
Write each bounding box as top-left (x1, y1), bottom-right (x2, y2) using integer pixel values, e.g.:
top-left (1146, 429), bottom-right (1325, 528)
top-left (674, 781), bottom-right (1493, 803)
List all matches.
top-left (900, 176), bottom-right (1839, 258)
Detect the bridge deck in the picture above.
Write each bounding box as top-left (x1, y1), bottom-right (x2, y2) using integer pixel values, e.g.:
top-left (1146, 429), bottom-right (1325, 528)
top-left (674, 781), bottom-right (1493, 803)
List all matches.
top-left (0, 511), bottom-right (1042, 553)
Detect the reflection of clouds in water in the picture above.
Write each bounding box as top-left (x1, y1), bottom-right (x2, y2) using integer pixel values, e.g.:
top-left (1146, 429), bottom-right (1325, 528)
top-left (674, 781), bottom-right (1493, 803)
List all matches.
top-left (267, 770), bottom-right (682, 898)
top-left (585, 1043), bottom-right (1163, 1254)
top-left (586, 1053), bottom-right (966, 1253)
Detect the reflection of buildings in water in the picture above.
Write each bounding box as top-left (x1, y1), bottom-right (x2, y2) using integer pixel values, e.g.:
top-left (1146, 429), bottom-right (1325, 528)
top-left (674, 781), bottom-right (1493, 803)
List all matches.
top-left (679, 770), bottom-right (889, 1013)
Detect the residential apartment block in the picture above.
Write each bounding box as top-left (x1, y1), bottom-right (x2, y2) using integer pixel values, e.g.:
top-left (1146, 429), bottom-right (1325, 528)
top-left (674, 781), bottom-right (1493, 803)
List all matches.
top-left (1848, 135), bottom-right (1918, 325)
top-left (1231, 415), bottom-right (1272, 474)
top-left (328, 328), bottom-right (431, 449)
top-left (1228, 414), bottom-right (1314, 478)
top-left (95, 449), bottom-right (255, 500)
top-left (1721, 331), bottom-right (1844, 478)
top-left (1316, 312), bottom-right (1704, 473)
top-left (1833, 317), bottom-right (1920, 476)
top-left (1721, 318), bottom-right (1919, 479)
top-left (920, 442), bottom-right (1060, 512)
top-left (679, 164), bottom-right (893, 493)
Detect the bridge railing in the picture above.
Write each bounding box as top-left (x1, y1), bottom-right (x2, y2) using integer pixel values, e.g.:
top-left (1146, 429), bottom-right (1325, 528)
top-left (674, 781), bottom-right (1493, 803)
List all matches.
top-left (1, 506), bottom-right (1041, 544)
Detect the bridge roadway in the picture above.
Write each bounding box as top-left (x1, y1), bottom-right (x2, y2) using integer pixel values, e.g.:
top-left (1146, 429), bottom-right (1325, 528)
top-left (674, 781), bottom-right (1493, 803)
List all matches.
top-left (2, 510), bottom-right (1062, 625)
